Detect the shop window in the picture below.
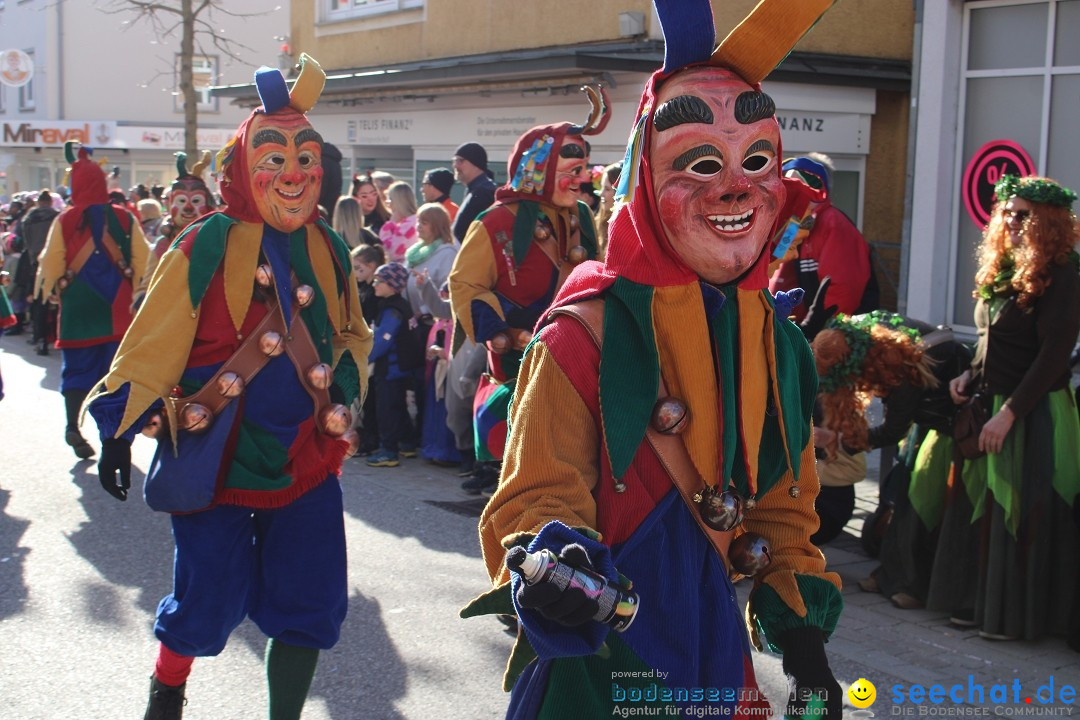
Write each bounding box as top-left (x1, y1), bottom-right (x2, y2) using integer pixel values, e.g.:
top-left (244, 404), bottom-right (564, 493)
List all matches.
top-left (175, 54), bottom-right (219, 113)
top-left (951, 0), bottom-right (1080, 327)
top-left (17, 50), bottom-right (34, 110)
top-left (324, 0), bottom-right (423, 22)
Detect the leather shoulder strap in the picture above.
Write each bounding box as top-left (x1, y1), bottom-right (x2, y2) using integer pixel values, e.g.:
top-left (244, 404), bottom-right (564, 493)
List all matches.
top-left (548, 299), bottom-right (733, 562)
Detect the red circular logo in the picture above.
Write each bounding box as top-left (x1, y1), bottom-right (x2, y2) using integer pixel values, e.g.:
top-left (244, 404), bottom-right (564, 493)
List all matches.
top-left (962, 140), bottom-right (1036, 229)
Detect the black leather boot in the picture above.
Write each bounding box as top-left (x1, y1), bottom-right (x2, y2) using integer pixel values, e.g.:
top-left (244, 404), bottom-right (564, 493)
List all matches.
top-left (143, 676), bottom-right (186, 720)
top-left (62, 390), bottom-right (95, 459)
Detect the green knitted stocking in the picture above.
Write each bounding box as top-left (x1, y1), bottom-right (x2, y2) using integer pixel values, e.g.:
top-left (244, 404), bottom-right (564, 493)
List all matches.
top-left (265, 638), bottom-right (319, 720)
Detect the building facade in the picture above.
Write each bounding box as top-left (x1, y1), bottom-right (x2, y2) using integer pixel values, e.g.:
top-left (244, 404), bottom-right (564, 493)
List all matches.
top-left (0, 0), bottom-right (286, 198)
top-left (216, 0), bottom-right (915, 309)
top-left (907, 0), bottom-right (1080, 333)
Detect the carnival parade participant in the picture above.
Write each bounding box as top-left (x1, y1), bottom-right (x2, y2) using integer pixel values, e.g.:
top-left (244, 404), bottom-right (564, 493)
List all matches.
top-left (35, 143), bottom-right (149, 459)
top-left (928, 174), bottom-right (1079, 641)
top-left (812, 312), bottom-right (970, 593)
top-left (84, 54), bottom-right (372, 720)
top-left (448, 88), bottom-right (603, 491)
top-left (462, 2), bottom-right (846, 717)
top-left (133, 152), bottom-right (217, 308)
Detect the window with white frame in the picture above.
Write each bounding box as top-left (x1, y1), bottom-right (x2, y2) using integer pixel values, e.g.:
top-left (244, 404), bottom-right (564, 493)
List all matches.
top-left (324, 0), bottom-right (423, 22)
top-left (950, 0), bottom-right (1080, 327)
top-left (175, 54), bottom-right (219, 113)
top-left (17, 49), bottom-right (34, 110)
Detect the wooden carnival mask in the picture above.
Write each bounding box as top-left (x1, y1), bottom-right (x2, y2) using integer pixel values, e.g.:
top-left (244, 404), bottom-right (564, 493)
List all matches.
top-left (247, 111), bottom-right (324, 234)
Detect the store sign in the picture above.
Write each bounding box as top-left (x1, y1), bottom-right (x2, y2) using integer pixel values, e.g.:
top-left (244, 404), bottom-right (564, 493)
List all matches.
top-left (112, 125), bottom-right (234, 151)
top-left (962, 139), bottom-right (1036, 229)
top-left (1, 121), bottom-right (117, 147)
top-left (0, 49), bottom-right (33, 88)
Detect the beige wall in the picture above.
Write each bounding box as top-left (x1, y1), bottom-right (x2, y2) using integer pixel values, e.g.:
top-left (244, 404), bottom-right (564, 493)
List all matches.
top-left (294, 0), bottom-right (912, 71)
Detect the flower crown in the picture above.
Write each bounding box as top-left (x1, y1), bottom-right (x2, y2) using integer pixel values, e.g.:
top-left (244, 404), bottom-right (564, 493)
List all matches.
top-left (818, 311), bottom-right (920, 394)
top-left (994, 175), bottom-right (1077, 208)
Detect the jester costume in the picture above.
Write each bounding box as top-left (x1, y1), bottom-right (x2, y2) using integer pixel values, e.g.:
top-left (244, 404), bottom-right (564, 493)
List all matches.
top-left (86, 55), bottom-right (372, 720)
top-left (36, 143), bottom-right (148, 459)
top-left (133, 151), bottom-right (216, 308)
top-left (448, 96), bottom-right (604, 462)
top-left (464, 2), bottom-right (845, 718)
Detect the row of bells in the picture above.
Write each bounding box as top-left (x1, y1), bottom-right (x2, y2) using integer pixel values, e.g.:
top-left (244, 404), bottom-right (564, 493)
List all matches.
top-left (650, 395), bottom-right (773, 576)
top-left (254, 264), bottom-right (317, 308)
top-left (532, 220), bottom-right (589, 266)
top-left (56, 259), bottom-right (134, 292)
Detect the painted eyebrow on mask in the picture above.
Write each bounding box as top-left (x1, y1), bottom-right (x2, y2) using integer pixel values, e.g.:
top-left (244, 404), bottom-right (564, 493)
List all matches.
top-left (673, 144), bottom-right (723, 171)
top-left (252, 129), bottom-right (288, 148)
top-left (654, 95), bottom-right (714, 132)
top-left (733, 91), bottom-right (776, 125)
top-left (294, 129), bottom-right (324, 148)
top-left (744, 139), bottom-right (775, 156)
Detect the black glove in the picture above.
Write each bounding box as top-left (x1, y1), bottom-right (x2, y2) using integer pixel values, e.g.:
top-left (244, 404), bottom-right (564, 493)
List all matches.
top-left (98, 437), bottom-right (132, 501)
top-left (514, 544), bottom-right (600, 627)
top-left (799, 276), bottom-right (839, 342)
top-left (780, 626), bottom-right (842, 720)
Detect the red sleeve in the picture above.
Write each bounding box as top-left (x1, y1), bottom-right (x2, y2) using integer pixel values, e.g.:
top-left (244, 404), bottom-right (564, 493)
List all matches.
top-left (809, 206), bottom-right (870, 315)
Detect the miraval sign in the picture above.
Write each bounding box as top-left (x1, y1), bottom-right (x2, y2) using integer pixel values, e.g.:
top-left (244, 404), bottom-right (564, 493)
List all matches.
top-left (3, 121), bottom-right (117, 147)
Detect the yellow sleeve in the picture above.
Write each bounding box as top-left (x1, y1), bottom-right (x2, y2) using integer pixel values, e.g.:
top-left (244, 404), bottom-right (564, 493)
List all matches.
top-left (448, 220), bottom-right (503, 342)
top-left (332, 258), bottom-right (373, 402)
top-left (478, 338), bottom-right (600, 585)
top-left (84, 248), bottom-right (199, 438)
top-left (35, 216), bottom-right (66, 298)
top-left (127, 218), bottom-right (150, 293)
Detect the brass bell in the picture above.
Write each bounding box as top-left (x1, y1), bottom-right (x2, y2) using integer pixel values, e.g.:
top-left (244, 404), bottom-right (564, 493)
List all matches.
top-left (651, 397), bottom-right (688, 434)
top-left (342, 429), bottom-right (361, 458)
top-left (122, 265), bottom-right (135, 279)
top-left (295, 284), bottom-right (315, 308)
top-left (533, 224), bottom-right (550, 241)
top-left (141, 412), bottom-right (167, 439)
top-left (57, 276), bottom-right (70, 291)
top-left (0, 271), bottom-right (10, 287)
top-left (319, 403), bottom-right (352, 437)
top-left (568, 213), bottom-right (579, 229)
top-left (216, 371), bottom-right (245, 398)
top-left (788, 486), bottom-right (801, 499)
top-left (699, 487), bottom-right (744, 531)
top-left (179, 403), bottom-right (213, 433)
top-left (729, 532), bottom-right (772, 576)
top-left (567, 245), bottom-right (588, 265)
top-left (255, 263), bottom-right (274, 288)
top-left (259, 331), bottom-right (285, 357)
top-left (487, 332), bottom-right (511, 355)
top-left (306, 362), bottom-right (334, 390)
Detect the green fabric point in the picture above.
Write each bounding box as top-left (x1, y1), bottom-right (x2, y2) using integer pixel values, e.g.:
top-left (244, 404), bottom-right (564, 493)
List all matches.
top-left (771, 308), bottom-right (815, 485)
top-left (333, 350), bottom-right (360, 406)
top-left (186, 214), bottom-right (235, 309)
top-left (289, 229), bottom-right (333, 365)
top-left (460, 581), bottom-right (516, 620)
top-left (225, 419), bottom-right (292, 491)
top-left (909, 428), bottom-right (954, 529)
top-left (576, 200), bottom-right (598, 258)
top-left (600, 278), bottom-right (658, 480)
top-left (511, 201), bottom-right (541, 268)
top-left (711, 286), bottom-right (741, 488)
top-left (751, 575), bottom-right (843, 654)
top-left (58, 280), bottom-right (116, 341)
top-left (105, 210), bottom-right (133, 264)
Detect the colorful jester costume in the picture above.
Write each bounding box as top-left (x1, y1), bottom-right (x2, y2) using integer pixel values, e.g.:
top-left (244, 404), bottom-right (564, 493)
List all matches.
top-left (35, 142), bottom-right (148, 459)
top-left (464, 2), bottom-right (845, 718)
top-left (86, 55), bottom-right (372, 720)
top-left (448, 92), bottom-right (605, 462)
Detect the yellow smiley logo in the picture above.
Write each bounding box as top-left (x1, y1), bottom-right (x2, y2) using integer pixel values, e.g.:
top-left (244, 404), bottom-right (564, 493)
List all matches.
top-left (848, 678), bottom-right (877, 708)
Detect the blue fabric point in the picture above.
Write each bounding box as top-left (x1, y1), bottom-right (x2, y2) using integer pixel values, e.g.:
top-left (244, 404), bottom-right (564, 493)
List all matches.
top-left (655, 0), bottom-right (716, 72)
top-left (262, 226), bottom-right (293, 328)
top-left (255, 66), bottom-right (290, 113)
top-left (773, 288), bottom-right (806, 319)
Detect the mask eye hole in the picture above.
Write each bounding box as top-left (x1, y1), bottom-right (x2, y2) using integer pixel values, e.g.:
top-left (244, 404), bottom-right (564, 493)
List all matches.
top-left (743, 153), bottom-right (772, 173)
top-left (298, 151), bottom-right (318, 169)
top-left (688, 158), bottom-right (723, 176)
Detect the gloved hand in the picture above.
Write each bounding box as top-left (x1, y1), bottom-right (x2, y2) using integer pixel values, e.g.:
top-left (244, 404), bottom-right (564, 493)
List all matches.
top-left (780, 627), bottom-right (842, 720)
top-left (98, 437), bottom-right (132, 501)
top-left (514, 543), bottom-right (601, 627)
top-left (799, 276), bottom-right (839, 342)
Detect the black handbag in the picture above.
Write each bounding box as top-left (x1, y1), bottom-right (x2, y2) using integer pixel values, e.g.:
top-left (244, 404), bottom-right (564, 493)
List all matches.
top-left (953, 392), bottom-right (990, 460)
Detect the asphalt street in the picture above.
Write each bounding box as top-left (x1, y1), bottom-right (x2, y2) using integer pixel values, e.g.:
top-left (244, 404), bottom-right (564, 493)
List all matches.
top-left (1, 335), bottom-right (1077, 719)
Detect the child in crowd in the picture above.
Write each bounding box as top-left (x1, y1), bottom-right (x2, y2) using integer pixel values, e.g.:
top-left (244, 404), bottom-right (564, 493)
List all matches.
top-left (366, 263), bottom-right (422, 467)
top-left (350, 244), bottom-right (386, 455)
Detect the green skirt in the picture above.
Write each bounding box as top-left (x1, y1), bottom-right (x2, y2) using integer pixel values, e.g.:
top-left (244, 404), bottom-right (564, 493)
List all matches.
top-left (927, 389), bottom-right (1080, 639)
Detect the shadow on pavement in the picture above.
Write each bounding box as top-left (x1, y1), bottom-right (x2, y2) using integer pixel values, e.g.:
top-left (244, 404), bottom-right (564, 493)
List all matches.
top-left (0, 486), bottom-right (31, 621)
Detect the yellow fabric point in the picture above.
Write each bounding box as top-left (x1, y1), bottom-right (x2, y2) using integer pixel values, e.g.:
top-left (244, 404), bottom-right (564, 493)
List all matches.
top-left (710, 0), bottom-right (837, 85)
top-left (652, 284), bottom-right (719, 490)
top-left (306, 225), bottom-right (343, 332)
top-left (449, 220), bottom-right (505, 342)
top-left (288, 53), bottom-right (325, 114)
top-left (737, 289), bottom-right (771, 495)
top-left (223, 222), bottom-right (262, 332)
